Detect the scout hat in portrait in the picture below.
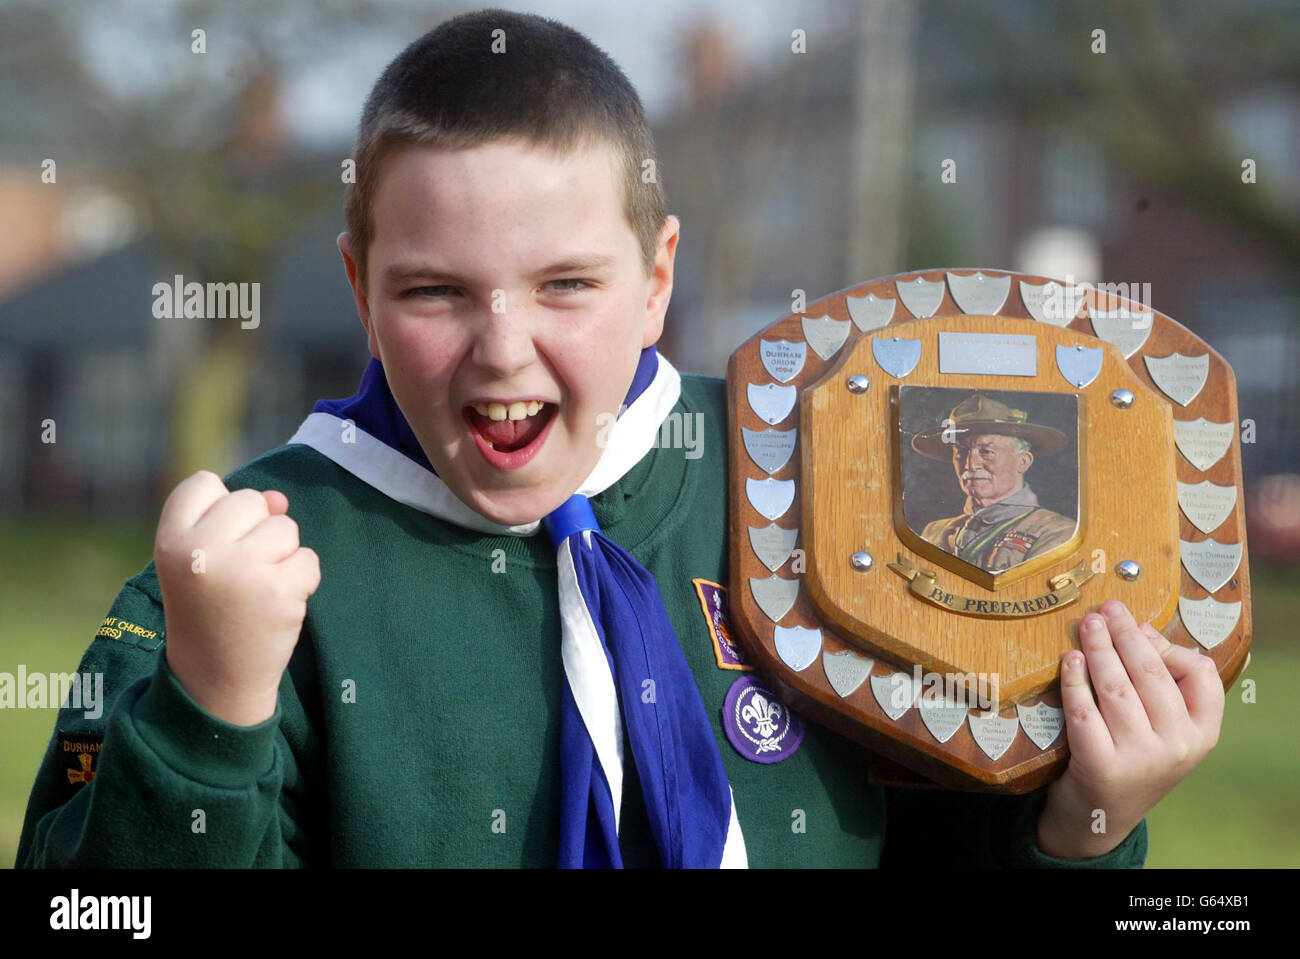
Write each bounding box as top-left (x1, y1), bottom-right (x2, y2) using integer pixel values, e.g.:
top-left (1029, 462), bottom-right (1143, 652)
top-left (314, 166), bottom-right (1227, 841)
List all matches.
top-left (911, 394), bottom-right (1068, 461)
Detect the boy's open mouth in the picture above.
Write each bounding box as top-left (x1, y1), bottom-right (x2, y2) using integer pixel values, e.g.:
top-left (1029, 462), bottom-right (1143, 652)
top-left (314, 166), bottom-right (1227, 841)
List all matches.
top-left (463, 400), bottom-right (557, 467)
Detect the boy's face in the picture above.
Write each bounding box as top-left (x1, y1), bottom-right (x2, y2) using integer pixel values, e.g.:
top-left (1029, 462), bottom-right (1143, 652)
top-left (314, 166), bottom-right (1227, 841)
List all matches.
top-left (339, 138), bottom-right (678, 526)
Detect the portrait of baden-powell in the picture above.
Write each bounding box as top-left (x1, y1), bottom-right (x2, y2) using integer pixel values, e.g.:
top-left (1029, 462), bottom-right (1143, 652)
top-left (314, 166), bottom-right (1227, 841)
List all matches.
top-left (911, 393), bottom-right (1076, 574)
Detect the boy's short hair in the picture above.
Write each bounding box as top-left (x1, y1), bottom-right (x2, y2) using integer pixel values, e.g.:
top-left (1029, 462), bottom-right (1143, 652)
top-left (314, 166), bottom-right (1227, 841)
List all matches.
top-left (344, 8), bottom-right (667, 291)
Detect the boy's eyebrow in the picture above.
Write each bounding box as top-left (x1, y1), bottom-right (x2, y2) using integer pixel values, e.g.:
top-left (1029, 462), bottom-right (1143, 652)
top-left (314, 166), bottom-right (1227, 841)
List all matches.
top-left (381, 254), bottom-right (617, 287)
top-left (533, 253), bottom-right (617, 276)
top-left (381, 262), bottom-right (469, 286)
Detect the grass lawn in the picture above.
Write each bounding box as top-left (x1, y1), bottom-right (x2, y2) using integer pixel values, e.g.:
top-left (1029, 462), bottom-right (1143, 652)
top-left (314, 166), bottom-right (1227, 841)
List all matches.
top-left (1, 519), bottom-right (1296, 867)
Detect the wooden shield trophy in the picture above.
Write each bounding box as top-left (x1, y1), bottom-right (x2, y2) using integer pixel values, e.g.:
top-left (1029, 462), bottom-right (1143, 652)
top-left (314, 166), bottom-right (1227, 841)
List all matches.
top-left (726, 268), bottom-right (1250, 793)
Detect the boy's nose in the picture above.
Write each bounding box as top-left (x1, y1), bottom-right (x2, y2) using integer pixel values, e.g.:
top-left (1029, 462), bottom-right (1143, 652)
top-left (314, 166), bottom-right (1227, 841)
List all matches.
top-left (471, 307), bottom-right (536, 379)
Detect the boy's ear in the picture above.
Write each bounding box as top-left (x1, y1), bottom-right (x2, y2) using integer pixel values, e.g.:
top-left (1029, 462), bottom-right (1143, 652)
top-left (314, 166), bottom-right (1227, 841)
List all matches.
top-left (338, 232), bottom-right (381, 361)
top-left (642, 215), bottom-right (680, 350)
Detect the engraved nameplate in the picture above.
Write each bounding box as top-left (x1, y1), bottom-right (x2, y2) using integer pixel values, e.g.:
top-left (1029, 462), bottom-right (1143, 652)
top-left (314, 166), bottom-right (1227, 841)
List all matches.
top-left (938, 331), bottom-right (1037, 377)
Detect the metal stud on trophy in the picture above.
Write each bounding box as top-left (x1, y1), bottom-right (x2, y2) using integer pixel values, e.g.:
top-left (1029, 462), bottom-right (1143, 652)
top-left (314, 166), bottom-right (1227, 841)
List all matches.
top-left (725, 268), bottom-right (1251, 792)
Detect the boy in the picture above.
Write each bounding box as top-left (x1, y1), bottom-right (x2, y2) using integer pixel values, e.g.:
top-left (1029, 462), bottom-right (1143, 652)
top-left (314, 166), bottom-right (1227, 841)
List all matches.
top-left (17, 9), bottom-right (1222, 868)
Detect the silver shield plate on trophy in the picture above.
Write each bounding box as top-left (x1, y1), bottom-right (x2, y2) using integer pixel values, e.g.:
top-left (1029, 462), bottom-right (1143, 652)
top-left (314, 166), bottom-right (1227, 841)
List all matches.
top-left (801, 314), bottom-right (851, 361)
top-left (1020, 280), bottom-right (1086, 327)
top-left (1088, 306), bottom-right (1153, 358)
top-left (742, 427), bottom-right (797, 475)
top-left (1178, 596), bottom-right (1242, 650)
top-left (946, 271), bottom-right (1011, 315)
top-left (749, 574), bottom-right (799, 624)
top-left (872, 336), bottom-right (923, 379)
top-left (748, 523), bottom-right (798, 573)
top-left (846, 293), bottom-right (896, 332)
top-left (1016, 701), bottom-right (1064, 750)
top-left (871, 672), bottom-right (921, 721)
top-left (968, 711), bottom-right (1020, 761)
top-left (1145, 352), bottom-right (1210, 407)
top-left (774, 625), bottom-right (822, 672)
top-left (1174, 417), bottom-right (1234, 472)
top-left (1180, 537), bottom-right (1244, 594)
top-left (759, 339), bottom-right (807, 383)
top-left (822, 649), bottom-right (874, 698)
top-left (746, 382), bottom-right (797, 425)
top-left (745, 477), bottom-right (795, 521)
top-left (918, 695), bottom-right (968, 744)
top-left (897, 276), bottom-right (946, 318)
top-left (1056, 343), bottom-right (1104, 388)
top-left (1177, 480), bottom-right (1238, 535)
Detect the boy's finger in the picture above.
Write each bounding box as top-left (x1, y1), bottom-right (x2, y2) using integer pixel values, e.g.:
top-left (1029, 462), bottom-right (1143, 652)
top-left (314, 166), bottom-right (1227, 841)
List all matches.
top-left (1058, 649), bottom-right (1115, 759)
top-left (1076, 611), bottom-right (1150, 741)
top-left (263, 490), bottom-right (290, 516)
top-left (236, 514), bottom-right (301, 564)
top-left (1102, 601), bottom-right (1188, 735)
top-left (157, 470), bottom-right (229, 541)
top-left (1139, 621), bottom-right (1172, 653)
top-left (279, 546), bottom-right (322, 597)
top-left (1153, 636), bottom-right (1226, 740)
top-left (193, 487), bottom-right (273, 542)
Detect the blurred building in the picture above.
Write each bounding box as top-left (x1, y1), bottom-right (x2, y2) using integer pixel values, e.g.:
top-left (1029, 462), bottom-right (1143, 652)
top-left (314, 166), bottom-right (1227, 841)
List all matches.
top-left (1, 0), bottom-right (1297, 558)
top-left (0, 219), bottom-right (364, 517)
top-left (0, 29), bottom-right (364, 518)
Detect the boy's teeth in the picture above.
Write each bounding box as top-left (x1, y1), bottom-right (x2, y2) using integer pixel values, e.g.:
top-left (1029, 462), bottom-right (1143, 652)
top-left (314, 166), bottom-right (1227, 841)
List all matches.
top-left (471, 401), bottom-right (548, 420)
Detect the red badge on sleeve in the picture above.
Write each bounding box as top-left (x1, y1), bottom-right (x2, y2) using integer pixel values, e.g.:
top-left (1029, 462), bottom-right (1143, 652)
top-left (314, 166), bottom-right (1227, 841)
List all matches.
top-left (57, 731), bottom-right (103, 791)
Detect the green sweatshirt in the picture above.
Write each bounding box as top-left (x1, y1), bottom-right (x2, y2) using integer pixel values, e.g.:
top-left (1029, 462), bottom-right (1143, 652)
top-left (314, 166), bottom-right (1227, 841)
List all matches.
top-left (16, 374), bottom-right (1145, 868)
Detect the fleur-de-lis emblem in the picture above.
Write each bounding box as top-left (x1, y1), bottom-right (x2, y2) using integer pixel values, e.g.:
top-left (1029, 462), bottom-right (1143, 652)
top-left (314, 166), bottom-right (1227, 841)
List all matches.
top-left (741, 692), bottom-right (783, 739)
top-left (723, 676), bottom-right (805, 762)
top-left (66, 753), bottom-right (96, 785)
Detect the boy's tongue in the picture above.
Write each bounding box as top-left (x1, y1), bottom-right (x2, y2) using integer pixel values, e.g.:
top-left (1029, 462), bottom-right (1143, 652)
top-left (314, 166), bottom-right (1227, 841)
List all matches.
top-left (470, 408), bottom-right (549, 452)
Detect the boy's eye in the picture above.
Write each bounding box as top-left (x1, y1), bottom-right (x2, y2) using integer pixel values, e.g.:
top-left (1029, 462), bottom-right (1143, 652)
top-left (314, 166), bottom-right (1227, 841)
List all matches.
top-left (404, 285), bottom-right (459, 298)
top-left (545, 278), bottom-right (591, 293)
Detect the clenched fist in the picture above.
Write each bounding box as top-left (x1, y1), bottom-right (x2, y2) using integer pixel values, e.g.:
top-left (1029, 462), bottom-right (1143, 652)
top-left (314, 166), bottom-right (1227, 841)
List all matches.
top-left (153, 471), bottom-right (321, 726)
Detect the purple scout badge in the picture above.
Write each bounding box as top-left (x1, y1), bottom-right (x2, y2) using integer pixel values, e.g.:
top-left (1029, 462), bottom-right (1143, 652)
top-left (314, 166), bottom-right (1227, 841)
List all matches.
top-left (693, 579), bottom-right (751, 670)
top-left (722, 675), bottom-right (805, 764)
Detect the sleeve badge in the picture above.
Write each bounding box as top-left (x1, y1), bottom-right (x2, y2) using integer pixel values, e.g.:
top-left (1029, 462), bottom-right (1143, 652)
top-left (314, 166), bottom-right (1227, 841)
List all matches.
top-left (57, 730), bottom-right (103, 791)
top-left (692, 579), bottom-right (752, 671)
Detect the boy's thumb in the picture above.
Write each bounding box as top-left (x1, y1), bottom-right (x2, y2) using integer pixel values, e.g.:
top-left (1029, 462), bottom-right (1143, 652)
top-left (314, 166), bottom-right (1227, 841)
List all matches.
top-left (262, 490), bottom-right (290, 515)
